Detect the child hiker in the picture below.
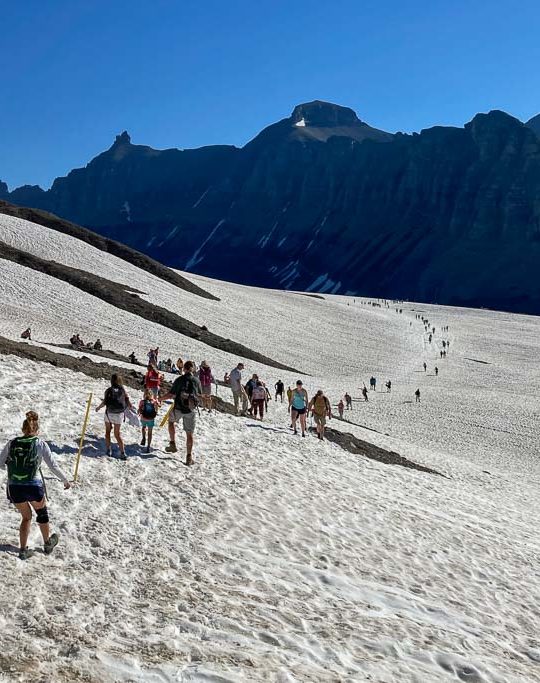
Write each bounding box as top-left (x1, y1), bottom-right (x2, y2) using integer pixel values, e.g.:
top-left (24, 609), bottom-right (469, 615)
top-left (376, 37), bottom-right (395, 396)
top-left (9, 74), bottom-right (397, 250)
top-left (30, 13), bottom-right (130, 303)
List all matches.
top-left (138, 388), bottom-right (160, 453)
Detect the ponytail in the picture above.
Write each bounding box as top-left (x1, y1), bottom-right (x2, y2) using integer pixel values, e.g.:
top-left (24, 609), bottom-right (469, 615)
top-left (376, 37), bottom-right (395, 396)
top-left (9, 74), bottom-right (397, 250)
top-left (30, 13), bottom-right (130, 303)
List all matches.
top-left (22, 410), bottom-right (39, 436)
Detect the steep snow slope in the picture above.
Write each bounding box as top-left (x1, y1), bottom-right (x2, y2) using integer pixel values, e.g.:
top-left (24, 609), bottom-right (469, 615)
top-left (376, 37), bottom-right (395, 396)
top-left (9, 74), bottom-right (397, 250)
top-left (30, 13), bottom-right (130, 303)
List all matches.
top-left (0, 213), bottom-right (539, 681)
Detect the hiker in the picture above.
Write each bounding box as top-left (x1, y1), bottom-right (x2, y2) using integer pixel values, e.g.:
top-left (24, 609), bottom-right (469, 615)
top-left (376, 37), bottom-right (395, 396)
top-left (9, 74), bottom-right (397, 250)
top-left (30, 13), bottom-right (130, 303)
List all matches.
top-left (128, 351), bottom-right (138, 364)
top-left (289, 380), bottom-right (308, 437)
top-left (428, 334), bottom-right (432, 343)
top-left (415, 388), bottom-right (421, 403)
top-left (286, 386), bottom-right (293, 408)
top-left (229, 363), bottom-right (248, 415)
top-left (344, 392), bottom-right (352, 410)
top-left (423, 362), bottom-right (427, 372)
top-left (138, 388), bottom-right (160, 453)
top-left (95, 374), bottom-right (132, 460)
top-left (198, 360), bottom-right (214, 412)
top-left (338, 399), bottom-right (345, 419)
top-left (442, 340), bottom-right (446, 349)
top-left (244, 374), bottom-right (259, 415)
top-left (147, 347), bottom-right (159, 367)
top-left (251, 381), bottom-right (267, 420)
top-left (362, 386), bottom-right (369, 401)
top-left (93, 339), bottom-right (103, 351)
top-left (21, 328), bottom-right (31, 341)
top-left (386, 380), bottom-right (392, 392)
top-left (275, 380), bottom-right (285, 402)
top-left (309, 390), bottom-right (331, 440)
top-left (223, 371), bottom-right (230, 384)
top-left (369, 376), bottom-right (376, 391)
top-left (162, 361), bottom-right (202, 466)
top-left (435, 366), bottom-right (439, 376)
top-left (0, 411), bottom-right (71, 560)
top-left (440, 350), bottom-right (443, 359)
top-left (144, 364), bottom-right (162, 398)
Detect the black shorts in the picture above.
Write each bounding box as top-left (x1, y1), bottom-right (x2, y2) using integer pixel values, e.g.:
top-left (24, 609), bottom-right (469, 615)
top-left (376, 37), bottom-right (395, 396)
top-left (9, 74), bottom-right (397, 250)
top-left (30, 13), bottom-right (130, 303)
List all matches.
top-left (7, 483), bottom-right (45, 505)
top-left (292, 407), bottom-right (306, 415)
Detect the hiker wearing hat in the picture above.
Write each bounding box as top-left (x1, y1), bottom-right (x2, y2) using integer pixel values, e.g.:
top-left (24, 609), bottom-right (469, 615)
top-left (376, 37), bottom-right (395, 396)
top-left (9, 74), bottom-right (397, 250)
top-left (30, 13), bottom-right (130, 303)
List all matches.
top-left (229, 362), bottom-right (248, 415)
top-left (289, 380), bottom-right (309, 437)
top-left (198, 360), bottom-right (214, 412)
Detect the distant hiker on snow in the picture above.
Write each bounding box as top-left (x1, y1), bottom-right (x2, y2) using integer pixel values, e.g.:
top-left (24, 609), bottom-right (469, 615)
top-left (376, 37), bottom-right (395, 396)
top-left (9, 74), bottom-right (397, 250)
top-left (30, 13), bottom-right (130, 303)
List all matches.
top-left (244, 374), bottom-right (259, 415)
top-left (147, 347), bottom-right (159, 367)
top-left (415, 389), bottom-right (421, 403)
top-left (362, 386), bottom-right (369, 401)
top-left (96, 374), bottom-right (132, 460)
top-left (128, 351), bottom-right (138, 364)
top-left (289, 380), bottom-right (309, 437)
top-left (229, 363), bottom-right (248, 415)
top-left (338, 399), bottom-right (345, 419)
top-left (0, 411), bottom-right (71, 560)
top-left (21, 328), bottom-right (31, 341)
top-left (138, 388), bottom-right (160, 454)
top-left (369, 376), bottom-right (377, 391)
top-left (162, 360), bottom-right (202, 466)
top-left (423, 362), bottom-right (427, 372)
top-left (386, 380), bottom-right (392, 392)
top-left (93, 339), bottom-right (103, 351)
top-left (309, 390), bottom-right (332, 441)
top-left (251, 381), bottom-right (267, 421)
top-left (198, 360), bottom-right (214, 412)
top-left (345, 392), bottom-right (352, 410)
top-left (275, 380), bottom-right (285, 403)
top-left (435, 366), bottom-right (439, 376)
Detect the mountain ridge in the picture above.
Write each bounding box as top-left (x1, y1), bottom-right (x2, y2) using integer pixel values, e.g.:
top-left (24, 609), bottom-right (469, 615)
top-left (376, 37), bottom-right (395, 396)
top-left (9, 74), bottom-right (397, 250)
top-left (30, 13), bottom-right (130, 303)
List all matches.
top-left (3, 100), bottom-right (540, 313)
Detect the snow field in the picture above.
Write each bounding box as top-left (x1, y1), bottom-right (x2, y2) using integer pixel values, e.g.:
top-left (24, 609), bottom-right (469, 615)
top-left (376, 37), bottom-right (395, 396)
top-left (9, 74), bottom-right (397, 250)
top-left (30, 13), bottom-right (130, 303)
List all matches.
top-left (0, 355), bottom-right (538, 682)
top-left (0, 213), bottom-right (539, 680)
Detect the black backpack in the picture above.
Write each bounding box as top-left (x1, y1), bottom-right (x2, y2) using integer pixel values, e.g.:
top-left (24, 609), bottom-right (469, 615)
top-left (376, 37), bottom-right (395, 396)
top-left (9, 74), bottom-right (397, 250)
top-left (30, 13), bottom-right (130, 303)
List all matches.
top-left (105, 386), bottom-right (127, 413)
top-left (7, 436), bottom-right (40, 483)
top-left (141, 398), bottom-right (157, 419)
top-left (174, 375), bottom-right (199, 414)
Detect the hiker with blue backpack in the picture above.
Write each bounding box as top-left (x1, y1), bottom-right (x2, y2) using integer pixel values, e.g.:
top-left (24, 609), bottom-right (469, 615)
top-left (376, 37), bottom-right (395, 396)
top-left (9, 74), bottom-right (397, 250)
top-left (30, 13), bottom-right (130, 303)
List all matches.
top-left (138, 388), bottom-right (160, 453)
top-left (162, 360), bottom-right (202, 466)
top-left (0, 411), bottom-right (71, 560)
top-left (95, 374), bottom-right (132, 460)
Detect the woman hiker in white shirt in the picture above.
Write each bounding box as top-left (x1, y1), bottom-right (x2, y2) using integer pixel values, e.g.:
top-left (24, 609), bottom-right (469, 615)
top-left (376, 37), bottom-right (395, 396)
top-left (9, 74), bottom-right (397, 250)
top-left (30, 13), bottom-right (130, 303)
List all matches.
top-left (0, 411), bottom-right (71, 560)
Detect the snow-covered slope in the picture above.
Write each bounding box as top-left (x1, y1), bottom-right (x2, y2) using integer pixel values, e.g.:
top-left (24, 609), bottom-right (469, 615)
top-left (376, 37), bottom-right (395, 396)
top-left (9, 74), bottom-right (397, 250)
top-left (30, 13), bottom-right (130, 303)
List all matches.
top-left (0, 214), bottom-right (539, 682)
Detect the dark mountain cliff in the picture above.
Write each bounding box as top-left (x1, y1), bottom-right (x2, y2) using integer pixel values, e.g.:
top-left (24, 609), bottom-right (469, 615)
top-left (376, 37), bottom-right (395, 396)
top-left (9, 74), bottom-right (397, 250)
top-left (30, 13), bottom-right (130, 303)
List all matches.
top-left (3, 100), bottom-right (540, 313)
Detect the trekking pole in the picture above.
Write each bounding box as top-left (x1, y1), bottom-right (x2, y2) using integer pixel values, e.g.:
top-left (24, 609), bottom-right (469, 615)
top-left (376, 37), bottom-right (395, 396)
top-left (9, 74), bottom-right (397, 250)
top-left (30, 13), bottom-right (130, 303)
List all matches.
top-left (74, 392), bottom-right (93, 483)
top-left (159, 403), bottom-right (174, 429)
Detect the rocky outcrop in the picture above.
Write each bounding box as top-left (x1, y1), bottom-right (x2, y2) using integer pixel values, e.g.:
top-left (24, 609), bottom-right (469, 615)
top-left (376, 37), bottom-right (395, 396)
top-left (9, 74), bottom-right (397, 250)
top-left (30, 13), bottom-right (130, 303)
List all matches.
top-left (3, 101), bottom-right (540, 313)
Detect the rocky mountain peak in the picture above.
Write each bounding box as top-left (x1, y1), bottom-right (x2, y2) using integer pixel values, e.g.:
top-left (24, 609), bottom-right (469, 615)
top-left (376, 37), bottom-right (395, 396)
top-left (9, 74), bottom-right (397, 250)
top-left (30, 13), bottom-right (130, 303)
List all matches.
top-left (291, 100), bottom-right (360, 127)
top-left (113, 131), bottom-right (132, 146)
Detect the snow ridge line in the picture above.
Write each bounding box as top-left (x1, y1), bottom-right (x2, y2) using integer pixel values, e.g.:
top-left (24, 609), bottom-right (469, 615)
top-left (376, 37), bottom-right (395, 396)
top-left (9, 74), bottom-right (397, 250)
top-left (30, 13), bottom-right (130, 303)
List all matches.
top-left (0, 200), bottom-right (219, 301)
top-left (0, 240), bottom-right (303, 373)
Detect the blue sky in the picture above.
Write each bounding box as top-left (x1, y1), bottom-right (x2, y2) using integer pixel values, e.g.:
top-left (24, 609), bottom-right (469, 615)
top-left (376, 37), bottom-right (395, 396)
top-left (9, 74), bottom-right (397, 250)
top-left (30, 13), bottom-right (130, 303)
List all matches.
top-left (2, 0), bottom-right (540, 189)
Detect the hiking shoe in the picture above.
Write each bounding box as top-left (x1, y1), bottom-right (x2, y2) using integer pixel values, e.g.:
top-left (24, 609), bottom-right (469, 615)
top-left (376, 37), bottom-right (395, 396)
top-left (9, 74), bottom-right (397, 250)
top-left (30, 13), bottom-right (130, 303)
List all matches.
top-left (302, 433), bottom-right (306, 438)
top-left (44, 533), bottom-right (59, 556)
top-left (119, 452), bottom-right (127, 461)
top-left (185, 454), bottom-right (194, 467)
top-left (18, 547), bottom-right (34, 561)
top-left (140, 437), bottom-right (146, 446)
top-left (165, 442), bottom-right (177, 453)
top-left (293, 429), bottom-right (297, 435)
top-left (106, 448), bottom-right (112, 457)
top-left (146, 446), bottom-right (151, 454)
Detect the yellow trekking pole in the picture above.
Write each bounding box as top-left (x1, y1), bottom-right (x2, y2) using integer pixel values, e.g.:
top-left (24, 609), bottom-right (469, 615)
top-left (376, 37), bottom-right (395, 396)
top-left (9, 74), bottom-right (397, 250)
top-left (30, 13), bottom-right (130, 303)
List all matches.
top-left (74, 392), bottom-right (92, 482)
top-left (159, 402), bottom-right (174, 428)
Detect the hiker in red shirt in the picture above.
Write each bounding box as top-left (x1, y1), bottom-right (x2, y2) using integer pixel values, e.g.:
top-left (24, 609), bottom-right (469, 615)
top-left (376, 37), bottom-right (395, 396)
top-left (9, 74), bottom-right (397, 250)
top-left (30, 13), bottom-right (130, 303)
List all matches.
top-left (144, 364), bottom-right (162, 398)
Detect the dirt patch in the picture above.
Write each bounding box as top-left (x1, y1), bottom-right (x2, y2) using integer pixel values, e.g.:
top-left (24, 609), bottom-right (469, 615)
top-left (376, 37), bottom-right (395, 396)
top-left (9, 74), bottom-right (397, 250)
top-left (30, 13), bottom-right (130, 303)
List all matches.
top-left (0, 200), bottom-right (218, 301)
top-left (0, 240), bottom-right (303, 373)
top-left (312, 426), bottom-right (444, 476)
